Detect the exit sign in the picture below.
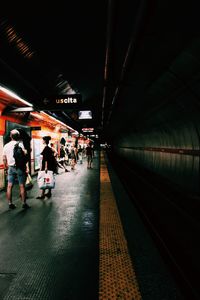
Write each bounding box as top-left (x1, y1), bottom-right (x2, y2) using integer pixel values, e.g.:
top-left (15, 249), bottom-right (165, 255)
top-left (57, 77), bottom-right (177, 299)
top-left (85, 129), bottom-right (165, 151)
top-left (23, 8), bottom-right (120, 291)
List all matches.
top-left (42, 94), bottom-right (82, 110)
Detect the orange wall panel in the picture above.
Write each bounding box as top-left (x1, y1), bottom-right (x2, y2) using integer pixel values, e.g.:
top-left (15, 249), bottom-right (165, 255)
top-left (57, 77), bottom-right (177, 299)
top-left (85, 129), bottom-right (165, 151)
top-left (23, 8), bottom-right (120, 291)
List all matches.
top-left (0, 119), bottom-right (5, 135)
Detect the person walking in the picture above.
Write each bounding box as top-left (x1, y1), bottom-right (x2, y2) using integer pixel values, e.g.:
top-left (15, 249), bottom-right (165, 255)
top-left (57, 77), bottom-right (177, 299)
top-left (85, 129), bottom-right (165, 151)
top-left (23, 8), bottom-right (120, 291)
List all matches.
top-left (86, 142), bottom-right (93, 169)
top-left (3, 129), bottom-right (30, 209)
top-left (70, 144), bottom-right (77, 170)
top-left (77, 144), bottom-right (83, 164)
top-left (50, 142), bottom-right (65, 173)
top-left (59, 145), bottom-right (70, 172)
top-left (37, 136), bottom-right (57, 199)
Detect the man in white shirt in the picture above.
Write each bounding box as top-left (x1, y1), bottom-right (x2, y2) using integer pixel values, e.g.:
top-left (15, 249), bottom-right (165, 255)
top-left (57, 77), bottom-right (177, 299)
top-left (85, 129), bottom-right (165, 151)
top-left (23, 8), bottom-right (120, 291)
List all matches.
top-left (3, 129), bottom-right (30, 209)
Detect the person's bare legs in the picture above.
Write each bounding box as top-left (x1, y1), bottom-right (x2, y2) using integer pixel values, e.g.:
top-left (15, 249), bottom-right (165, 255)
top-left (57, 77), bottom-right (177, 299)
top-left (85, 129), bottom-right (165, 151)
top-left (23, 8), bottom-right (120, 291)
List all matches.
top-left (19, 184), bottom-right (26, 203)
top-left (7, 182), bottom-right (17, 209)
top-left (19, 183), bottom-right (30, 208)
top-left (37, 189), bottom-right (45, 199)
top-left (7, 182), bottom-right (13, 204)
top-left (45, 188), bottom-right (52, 198)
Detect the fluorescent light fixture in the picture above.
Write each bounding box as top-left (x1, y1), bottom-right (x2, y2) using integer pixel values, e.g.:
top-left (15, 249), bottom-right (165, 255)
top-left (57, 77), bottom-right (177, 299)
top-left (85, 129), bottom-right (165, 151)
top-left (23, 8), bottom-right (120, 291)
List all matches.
top-left (30, 112), bottom-right (44, 120)
top-left (0, 85), bottom-right (33, 106)
top-left (41, 111), bottom-right (67, 127)
top-left (41, 111), bottom-right (79, 134)
top-left (78, 110), bottom-right (92, 119)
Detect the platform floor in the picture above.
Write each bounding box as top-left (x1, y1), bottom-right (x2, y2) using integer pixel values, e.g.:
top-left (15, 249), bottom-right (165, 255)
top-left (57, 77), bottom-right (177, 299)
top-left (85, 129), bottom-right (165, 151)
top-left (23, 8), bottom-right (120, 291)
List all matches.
top-left (0, 151), bottom-right (183, 299)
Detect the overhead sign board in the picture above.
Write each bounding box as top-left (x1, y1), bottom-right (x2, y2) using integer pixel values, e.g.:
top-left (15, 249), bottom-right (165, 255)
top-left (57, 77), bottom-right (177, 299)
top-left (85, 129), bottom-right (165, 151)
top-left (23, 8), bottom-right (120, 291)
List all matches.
top-left (42, 94), bottom-right (82, 110)
top-left (82, 128), bottom-right (94, 132)
top-left (78, 110), bottom-right (92, 119)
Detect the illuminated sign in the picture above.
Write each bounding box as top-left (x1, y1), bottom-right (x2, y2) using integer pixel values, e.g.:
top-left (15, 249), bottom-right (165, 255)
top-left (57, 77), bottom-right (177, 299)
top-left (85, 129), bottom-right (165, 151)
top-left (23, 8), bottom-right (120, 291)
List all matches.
top-left (78, 110), bottom-right (92, 119)
top-left (42, 94), bottom-right (82, 110)
top-left (82, 128), bottom-right (94, 132)
top-left (55, 97), bottom-right (78, 104)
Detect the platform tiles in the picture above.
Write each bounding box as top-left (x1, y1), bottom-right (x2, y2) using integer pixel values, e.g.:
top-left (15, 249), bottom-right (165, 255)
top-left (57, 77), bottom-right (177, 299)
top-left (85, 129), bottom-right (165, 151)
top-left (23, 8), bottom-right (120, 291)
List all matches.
top-left (99, 152), bottom-right (142, 300)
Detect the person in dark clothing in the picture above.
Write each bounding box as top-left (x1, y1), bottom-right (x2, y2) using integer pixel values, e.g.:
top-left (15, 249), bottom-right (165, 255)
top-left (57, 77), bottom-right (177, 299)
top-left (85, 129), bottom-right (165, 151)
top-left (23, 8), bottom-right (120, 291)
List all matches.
top-left (77, 144), bottom-right (83, 164)
top-left (50, 142), bottom-right (64, 173)
top-left (86, 142), bottom-right (93, 169)
top-left (70, 144), bottom-right (77, 170)
top-left (36, 136), bottom-right (57, 199)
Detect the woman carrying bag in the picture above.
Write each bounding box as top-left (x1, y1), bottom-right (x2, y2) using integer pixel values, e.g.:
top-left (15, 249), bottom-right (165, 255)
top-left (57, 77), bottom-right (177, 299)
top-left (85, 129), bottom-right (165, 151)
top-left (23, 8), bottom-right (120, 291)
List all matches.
top-left (36, 136), bottom-right (57, 199)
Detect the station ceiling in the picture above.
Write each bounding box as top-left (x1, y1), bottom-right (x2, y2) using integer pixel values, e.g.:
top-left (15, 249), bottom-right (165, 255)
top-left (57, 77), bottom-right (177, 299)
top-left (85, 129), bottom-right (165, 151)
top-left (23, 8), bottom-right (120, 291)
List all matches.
top-left (0, 1), bottom-right (200, 142)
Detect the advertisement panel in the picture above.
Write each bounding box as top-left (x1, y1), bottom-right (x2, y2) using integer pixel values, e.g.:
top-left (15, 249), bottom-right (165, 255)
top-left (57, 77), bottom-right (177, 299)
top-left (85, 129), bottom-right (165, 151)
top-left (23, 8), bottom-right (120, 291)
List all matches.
top-left (33, 139), bottom-right (42, 171)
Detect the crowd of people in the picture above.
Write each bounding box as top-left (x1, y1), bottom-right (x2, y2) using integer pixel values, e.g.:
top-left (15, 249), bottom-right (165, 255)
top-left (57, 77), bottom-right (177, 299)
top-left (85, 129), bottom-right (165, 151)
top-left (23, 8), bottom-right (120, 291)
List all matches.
top-left (2, 129), bottom-right (95, 210)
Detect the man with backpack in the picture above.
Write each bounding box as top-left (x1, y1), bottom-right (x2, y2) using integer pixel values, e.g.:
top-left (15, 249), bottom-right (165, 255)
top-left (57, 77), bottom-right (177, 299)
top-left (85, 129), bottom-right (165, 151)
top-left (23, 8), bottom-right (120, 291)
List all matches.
top-left (3, 129), bottom-right (30, 209)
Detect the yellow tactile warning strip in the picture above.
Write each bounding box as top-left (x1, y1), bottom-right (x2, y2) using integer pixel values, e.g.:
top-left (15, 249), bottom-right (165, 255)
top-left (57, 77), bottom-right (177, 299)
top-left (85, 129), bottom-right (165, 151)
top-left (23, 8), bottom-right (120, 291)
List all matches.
top-left (99, 152), bottom-right (142, 300)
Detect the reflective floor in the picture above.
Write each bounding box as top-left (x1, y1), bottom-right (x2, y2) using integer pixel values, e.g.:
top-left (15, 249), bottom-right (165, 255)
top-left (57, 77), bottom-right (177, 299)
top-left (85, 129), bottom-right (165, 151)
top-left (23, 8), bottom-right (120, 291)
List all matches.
top-left (0, 152), bottom-right (183, 300)
top-left (0, 156), bottom-right (99, 300)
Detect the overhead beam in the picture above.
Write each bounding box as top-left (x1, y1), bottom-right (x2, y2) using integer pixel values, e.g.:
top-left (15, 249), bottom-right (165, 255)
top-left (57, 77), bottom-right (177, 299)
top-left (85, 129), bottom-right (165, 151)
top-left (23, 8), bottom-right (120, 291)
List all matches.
top-left (106, 0), bottom-right (148, 126)
top-left (101, 0), bottom-right (114, 128)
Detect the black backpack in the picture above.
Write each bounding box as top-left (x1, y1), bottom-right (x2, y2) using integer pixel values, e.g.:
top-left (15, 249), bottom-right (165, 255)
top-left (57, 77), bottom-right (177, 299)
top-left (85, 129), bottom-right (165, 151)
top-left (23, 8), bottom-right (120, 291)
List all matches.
top-left (13, 143), bottom-right (27, 170)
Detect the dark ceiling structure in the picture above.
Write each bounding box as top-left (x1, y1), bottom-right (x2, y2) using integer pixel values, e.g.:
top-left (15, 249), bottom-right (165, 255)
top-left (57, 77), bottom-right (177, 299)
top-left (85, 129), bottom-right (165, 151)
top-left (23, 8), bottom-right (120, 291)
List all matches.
top-left (0, 1), bottom-right (200, 142)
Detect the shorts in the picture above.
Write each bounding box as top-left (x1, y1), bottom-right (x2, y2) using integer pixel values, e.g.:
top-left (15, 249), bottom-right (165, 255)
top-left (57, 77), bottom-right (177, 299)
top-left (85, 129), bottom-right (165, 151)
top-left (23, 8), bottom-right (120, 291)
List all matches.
top-left (8, 166), bottom-right (26, 185)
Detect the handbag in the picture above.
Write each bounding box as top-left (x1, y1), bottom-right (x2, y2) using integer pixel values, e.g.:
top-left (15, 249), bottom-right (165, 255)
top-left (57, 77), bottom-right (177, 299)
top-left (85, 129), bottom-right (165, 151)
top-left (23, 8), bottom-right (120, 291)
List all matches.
top-left (25, 173), bottom-right (33, 190)
top-left (37, 170), bottom-right (55, 190)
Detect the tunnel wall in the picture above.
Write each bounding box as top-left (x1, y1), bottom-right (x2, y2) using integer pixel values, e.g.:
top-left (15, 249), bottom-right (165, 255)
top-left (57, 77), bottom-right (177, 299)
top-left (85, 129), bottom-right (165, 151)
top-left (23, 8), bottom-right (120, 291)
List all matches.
top-left (113, 96), bottom-right (200, 195)
top-left (110, 39), bottom-right (200, 196)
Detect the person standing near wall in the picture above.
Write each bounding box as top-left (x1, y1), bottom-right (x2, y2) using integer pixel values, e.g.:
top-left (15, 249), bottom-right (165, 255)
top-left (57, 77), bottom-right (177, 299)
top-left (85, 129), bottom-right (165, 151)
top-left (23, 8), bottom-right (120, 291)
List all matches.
top-left (3, 129), bottom-right (30, 209)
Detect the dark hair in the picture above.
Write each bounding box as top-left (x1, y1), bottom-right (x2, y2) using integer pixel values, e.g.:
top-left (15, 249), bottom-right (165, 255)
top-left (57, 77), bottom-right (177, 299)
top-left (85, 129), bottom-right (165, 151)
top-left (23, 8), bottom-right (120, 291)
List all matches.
top-left (43, 136), bottom-right (51, 144)
top-left (10, 129), bottom-right (20, 141)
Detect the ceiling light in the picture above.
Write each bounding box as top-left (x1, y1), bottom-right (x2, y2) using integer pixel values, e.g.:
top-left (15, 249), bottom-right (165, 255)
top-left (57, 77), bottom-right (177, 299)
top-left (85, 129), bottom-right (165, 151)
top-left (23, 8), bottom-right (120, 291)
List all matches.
top-left (0, 85), bottom-right (33, 107)
top-left (41, 111), bottom-right (78, 133)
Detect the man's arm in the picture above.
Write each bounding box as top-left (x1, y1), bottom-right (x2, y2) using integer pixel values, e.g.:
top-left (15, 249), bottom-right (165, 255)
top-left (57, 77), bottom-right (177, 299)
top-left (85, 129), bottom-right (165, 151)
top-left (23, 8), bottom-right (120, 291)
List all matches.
top-left (25, 162), bottom-right (30, 174)
top-left (52, 147), bottom-right (58, 157)
top-left (3, 155), bottom-right (8, 172)
top-left (19, 141), bottom-right (27, 155)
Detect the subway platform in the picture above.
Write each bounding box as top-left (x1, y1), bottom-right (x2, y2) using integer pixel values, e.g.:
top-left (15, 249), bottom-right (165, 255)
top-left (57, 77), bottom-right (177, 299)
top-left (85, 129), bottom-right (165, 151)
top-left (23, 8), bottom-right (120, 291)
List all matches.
top-left (0, 151), bottom-right (183, 300)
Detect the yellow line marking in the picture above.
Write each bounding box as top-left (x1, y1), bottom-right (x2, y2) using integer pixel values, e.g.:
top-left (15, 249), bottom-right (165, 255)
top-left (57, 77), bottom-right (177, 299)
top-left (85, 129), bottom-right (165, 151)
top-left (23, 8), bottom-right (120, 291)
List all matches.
top-left (99, 152), bottom-right (142, 299)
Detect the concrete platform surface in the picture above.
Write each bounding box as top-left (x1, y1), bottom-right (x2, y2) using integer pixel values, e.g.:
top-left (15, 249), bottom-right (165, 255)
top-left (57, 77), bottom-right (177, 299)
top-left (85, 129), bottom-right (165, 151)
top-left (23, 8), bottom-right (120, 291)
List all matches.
top-left (0, 157), bottom-right (99, 300)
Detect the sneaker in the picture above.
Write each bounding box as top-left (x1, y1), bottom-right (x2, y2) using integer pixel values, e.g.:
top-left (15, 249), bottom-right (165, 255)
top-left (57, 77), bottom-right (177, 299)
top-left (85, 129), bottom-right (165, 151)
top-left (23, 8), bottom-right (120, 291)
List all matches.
top-left (22, 203), bottom-right (30, 209)
top-left (9, 203), bottom-right (16, 209)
